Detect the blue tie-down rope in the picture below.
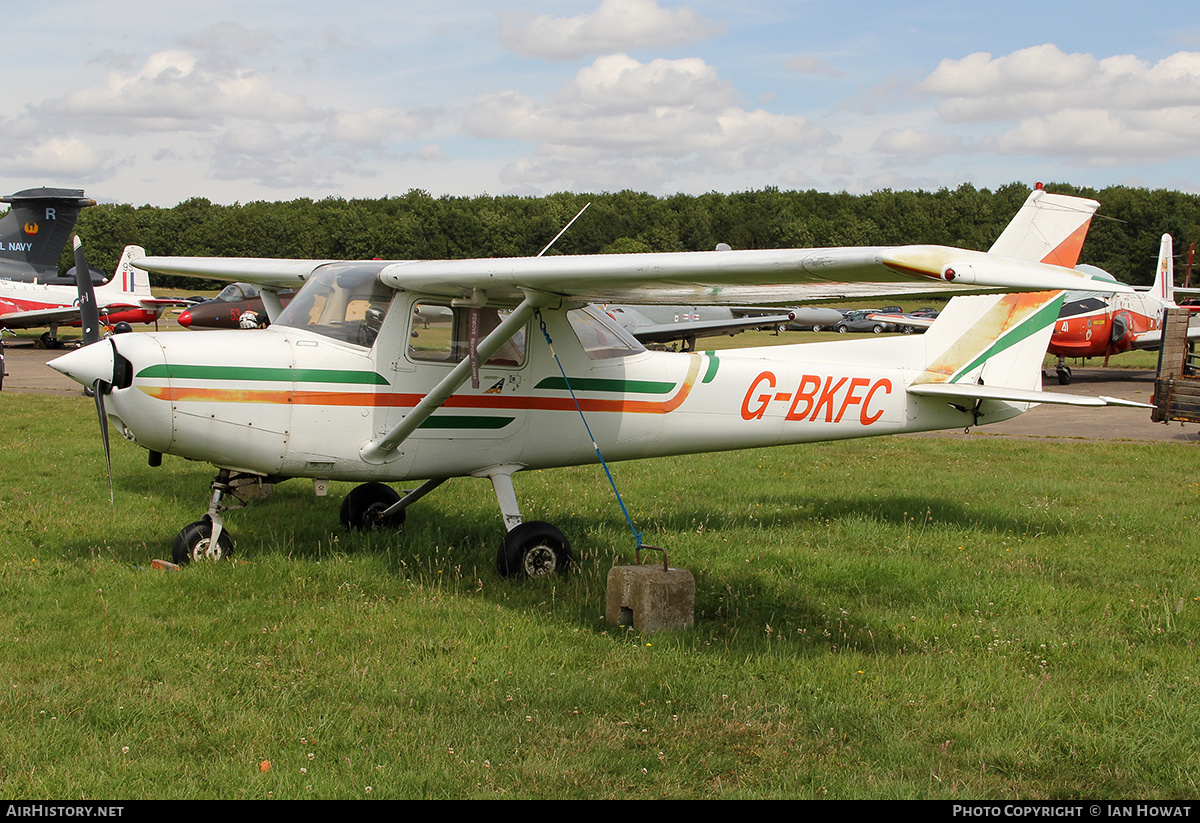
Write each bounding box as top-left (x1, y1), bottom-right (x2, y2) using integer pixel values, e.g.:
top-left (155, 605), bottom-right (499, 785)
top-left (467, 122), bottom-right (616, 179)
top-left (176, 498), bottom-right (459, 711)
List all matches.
top-left (537, 311), bottom-right (643, 550)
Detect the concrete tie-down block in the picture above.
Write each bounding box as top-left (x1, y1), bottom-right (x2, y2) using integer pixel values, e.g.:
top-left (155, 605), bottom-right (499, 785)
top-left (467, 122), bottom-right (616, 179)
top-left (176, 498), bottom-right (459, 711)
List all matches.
top-left (605, 564), bottom-right (695, 632)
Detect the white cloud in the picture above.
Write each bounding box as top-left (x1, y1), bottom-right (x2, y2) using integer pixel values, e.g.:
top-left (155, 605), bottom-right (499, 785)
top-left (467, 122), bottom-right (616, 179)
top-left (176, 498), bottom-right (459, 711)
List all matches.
top-left (8, 46), bottom-right (445, 192)
top-left (913, 44), bottom-right (1200, 165)
top-left (564, 54), bottom-right (736, 112)
top-left (921, 44), bottom-right (1200, 121)
top-left (873, 128), bottom-right (964, 156)
top-left (35, 50), bottom-right (321, 130)
top-left (500, 0), bottom-right (721, 61)
top-left (992, 108), bottom-right (1200, 164)
top-left (330, 108), bottom-right (442, 146)
top-left (470, 54), bottom-right (827, 153)
top-left (0, 137), bottom-right (113, 179)
top-left (466, 53), bottom-right (832, 192)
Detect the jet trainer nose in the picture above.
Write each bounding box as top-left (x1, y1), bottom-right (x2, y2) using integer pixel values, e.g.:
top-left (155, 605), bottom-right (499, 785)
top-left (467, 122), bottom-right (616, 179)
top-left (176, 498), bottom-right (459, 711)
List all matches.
top-left (49, 339), bottom-right (116, 387)
top-left (177, 309), bottom-right (193, 328)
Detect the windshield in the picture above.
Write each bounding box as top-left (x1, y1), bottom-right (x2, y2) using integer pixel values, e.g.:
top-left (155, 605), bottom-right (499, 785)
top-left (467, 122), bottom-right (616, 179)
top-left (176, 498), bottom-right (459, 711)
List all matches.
top-left (274, 264), bottom-right (394, 348)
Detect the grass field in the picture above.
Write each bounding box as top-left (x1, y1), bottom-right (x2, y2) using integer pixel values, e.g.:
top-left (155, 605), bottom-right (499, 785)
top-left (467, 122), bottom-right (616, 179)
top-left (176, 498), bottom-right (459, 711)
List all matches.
top-left (3, 381), bottom-right (1199, 800)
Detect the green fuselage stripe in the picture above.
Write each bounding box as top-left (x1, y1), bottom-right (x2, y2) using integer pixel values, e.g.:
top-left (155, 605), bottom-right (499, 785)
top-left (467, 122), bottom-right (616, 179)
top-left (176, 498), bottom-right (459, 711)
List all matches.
top-left (533, 377), bottom-right (675, 394)
top-left (137, 364), bottom-right (389, 385)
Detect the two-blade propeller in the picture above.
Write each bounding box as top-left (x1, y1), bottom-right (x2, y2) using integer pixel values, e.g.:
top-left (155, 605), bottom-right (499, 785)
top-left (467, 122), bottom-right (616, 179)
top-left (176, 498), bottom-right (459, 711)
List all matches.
top-left (73, 236), bottom-right (114, 503)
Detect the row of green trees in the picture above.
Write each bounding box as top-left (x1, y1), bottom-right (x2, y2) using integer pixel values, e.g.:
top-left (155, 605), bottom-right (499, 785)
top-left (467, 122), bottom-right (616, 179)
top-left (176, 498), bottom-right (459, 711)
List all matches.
top-left (55, 183), bottom-right (1200, 290)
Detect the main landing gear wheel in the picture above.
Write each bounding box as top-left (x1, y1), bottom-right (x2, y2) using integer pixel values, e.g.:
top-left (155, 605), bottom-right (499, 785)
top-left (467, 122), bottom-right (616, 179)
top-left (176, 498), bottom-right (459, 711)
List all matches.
top-left (172, 520), bottom-right (234, 565)
top-left (340, 482), bottom-right (405, 531)
top-left (496, 521), bottom-right (572, 579)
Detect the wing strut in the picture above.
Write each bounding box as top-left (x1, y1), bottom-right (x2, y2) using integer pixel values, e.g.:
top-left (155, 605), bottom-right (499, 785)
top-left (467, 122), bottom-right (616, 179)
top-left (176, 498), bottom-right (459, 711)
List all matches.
top-left (536, 310), bottom-right (644, 551)
top-left (359, 290), bottom-right (556, 464)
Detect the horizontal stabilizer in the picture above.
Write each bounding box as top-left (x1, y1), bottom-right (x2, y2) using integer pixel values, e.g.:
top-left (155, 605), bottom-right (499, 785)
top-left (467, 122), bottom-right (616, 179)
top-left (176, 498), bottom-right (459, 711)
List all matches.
top-left (908, 382), bottom-right (1152, 408)
top-left (627, 313), bottom-right (793, 344)
top-left (1128, 320), bottom-right (1200, 350)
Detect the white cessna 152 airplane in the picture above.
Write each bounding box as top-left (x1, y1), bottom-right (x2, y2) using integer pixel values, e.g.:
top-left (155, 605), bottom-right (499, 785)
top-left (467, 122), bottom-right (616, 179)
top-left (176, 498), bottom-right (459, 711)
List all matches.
top-left (50, 188), bottom-right (1143, 577)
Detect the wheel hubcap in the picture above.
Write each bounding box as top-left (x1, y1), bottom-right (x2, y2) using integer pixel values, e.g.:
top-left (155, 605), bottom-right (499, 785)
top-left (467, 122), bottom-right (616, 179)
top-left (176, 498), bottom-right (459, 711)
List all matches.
top-left (522, 543), bottom-right (558, 577)
top-left (192, 538), bottom-right (223, 562)
top-left (364, 503), bottom-right (388, 528)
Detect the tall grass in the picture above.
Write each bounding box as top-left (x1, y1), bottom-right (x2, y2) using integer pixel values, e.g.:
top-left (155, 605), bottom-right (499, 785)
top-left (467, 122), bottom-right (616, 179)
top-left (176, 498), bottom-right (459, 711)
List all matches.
top-left (2, 392), bottom-right (1198, 798)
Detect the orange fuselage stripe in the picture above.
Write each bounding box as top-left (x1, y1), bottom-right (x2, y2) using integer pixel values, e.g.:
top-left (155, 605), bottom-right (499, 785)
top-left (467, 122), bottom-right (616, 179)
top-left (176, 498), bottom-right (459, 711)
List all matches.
top-left (139, 355), bottom-right (703, 415)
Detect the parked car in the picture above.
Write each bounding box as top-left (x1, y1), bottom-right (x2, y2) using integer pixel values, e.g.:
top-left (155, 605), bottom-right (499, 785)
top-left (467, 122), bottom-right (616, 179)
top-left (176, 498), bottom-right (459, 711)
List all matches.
top-left (834, 309), bottom-right (894, 334)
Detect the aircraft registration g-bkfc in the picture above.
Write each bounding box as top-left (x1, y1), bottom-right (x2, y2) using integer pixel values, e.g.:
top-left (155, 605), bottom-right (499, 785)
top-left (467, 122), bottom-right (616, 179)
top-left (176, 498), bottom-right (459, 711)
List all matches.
top-left (50, 189), bottom-right (1144, 578)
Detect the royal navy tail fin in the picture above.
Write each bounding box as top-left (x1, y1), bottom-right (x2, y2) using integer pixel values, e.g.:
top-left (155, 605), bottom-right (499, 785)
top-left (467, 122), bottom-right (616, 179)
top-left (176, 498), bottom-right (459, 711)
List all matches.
top-left (0, 188), bottom-right (97, 283)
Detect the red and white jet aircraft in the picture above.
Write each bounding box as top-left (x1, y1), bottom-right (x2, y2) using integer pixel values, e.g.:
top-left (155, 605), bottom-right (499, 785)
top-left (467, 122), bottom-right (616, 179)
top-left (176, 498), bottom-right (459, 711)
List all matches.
top-left (0, 245), bottom-right (180, 347)
top-left (1048, 234), bottom-right (1200, 383)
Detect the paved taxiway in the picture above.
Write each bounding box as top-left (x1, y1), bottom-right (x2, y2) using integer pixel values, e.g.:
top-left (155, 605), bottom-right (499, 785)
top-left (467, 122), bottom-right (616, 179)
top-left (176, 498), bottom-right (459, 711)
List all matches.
top-left (3, 340), bottom-right (1196, 444)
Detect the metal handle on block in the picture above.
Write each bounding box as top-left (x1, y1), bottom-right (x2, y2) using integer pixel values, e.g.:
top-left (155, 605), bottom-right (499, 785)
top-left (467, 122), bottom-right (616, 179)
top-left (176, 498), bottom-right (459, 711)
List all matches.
top-left (636, 544), bottom-right (668, 572)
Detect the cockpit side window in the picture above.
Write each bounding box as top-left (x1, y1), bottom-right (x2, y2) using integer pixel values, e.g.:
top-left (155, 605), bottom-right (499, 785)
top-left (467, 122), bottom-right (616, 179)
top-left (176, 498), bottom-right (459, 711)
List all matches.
top-left (274, 265), bottom-right (394, 348)
top-left (566, 306), bottom-right (646, 359)
top-left (408, 302), bottom-right (526, 368)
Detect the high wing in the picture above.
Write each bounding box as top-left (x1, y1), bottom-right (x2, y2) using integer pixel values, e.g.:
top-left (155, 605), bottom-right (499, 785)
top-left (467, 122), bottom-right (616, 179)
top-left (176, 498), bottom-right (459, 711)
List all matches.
top-left (131, 189), bottom-right (1124, 306)
top-left (135, 244), bottom-right (1131, 308)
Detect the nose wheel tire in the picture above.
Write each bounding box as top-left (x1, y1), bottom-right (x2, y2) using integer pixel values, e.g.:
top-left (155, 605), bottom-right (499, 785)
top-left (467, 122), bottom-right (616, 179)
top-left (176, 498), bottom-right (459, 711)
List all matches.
top-left (496, 521), bottom-right (572, 578)
top-left (172, 520), bottom-right (234, 565)
top-left (340, 482), bottom-right (406, 531)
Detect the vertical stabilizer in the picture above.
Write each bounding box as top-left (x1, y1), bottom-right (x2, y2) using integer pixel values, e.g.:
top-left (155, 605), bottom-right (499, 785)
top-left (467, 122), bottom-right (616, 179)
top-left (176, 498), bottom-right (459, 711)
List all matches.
top-left (0, 188), bottom-right (96, 281)
top-left (988, 188), bottom-right (1100, 268)
top-left (96, 245), bottom-right (151, 298)
top-left (1150, 234), bottom-right (1174, 304)
top-left (914, 290), bottom-right (1065, 391)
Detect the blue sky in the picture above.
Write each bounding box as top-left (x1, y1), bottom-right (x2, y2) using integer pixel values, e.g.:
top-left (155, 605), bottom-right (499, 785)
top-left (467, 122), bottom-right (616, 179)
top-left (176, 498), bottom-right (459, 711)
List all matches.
top-left (4, 0), bottom-right (1199, 206)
